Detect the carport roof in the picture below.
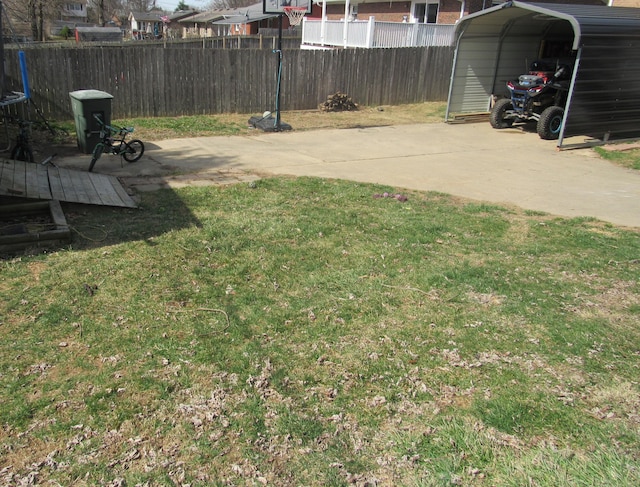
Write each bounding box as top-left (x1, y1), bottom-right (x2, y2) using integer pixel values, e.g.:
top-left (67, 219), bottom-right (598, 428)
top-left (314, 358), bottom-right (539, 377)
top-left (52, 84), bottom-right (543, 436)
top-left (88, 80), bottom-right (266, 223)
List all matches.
top-left (458, 1), bottom-right (640, 50)
top-left (449, 1), bottom-right (640, 146)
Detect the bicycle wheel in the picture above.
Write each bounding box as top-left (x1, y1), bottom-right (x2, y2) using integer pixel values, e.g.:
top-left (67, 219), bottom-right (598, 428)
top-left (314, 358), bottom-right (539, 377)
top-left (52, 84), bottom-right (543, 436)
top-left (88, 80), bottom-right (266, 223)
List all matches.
top-left (11, 144), bottom-right (34, 163)
top-left (88, 143), bottom-right (104, 172)
top-left (122, 139), bottom-right (144, 163)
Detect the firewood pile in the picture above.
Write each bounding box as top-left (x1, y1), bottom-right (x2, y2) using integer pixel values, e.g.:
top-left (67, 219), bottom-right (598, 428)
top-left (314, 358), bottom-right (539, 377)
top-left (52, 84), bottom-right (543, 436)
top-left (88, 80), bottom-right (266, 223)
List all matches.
top-left (319, 92), bottom-right (359, 112)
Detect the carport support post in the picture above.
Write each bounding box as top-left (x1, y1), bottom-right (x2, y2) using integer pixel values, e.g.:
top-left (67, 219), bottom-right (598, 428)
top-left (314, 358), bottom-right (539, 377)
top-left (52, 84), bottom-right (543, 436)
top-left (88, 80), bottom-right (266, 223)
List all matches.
top-left (557, 47), bottom-right (581, 148)
top-left (445, 25), bottom-right (466, 121)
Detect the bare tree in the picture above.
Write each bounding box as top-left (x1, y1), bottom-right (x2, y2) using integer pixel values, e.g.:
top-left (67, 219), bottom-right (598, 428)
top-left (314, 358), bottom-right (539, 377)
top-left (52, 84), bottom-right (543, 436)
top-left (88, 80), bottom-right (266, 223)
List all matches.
top-left (124, 0), bottom-right (159, 12)
top-left (205, 0), bottom-right (255, 9)
top-left (2, 0), bottom-right (31, 25)
top-left (28, 1), bottom-right (38, 40)
top-left (95, 0), bottom-right (106, 25)
top-left (30, 0), bottom-right (62, 41)
top-left (2, 0), bottom-right (65, 41)
top-left (89, 0), bottom-right (124, 26)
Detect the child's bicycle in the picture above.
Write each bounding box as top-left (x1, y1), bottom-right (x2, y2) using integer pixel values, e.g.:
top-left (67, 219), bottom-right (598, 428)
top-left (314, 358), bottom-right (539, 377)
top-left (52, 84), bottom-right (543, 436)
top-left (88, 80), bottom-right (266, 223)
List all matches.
top-left (89, 115), bottom-right (144, 172)
top-left (9, 118), bottom-right (34, 162)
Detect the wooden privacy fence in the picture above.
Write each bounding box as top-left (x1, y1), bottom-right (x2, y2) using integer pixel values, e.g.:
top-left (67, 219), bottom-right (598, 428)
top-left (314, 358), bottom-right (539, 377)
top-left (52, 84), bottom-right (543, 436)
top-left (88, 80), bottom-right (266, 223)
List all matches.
top-left (5, 45), bottom-right (454, 120)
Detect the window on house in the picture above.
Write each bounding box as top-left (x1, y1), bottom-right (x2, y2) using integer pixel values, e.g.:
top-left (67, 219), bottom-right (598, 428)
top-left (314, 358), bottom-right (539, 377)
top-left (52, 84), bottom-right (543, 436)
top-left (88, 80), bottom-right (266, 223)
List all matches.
top-left (350, 5), bottom-right (358, 20)
top-left (66, 3), bottom-right (84, 11)
top-left (413, 1), bottom-right (439, 24)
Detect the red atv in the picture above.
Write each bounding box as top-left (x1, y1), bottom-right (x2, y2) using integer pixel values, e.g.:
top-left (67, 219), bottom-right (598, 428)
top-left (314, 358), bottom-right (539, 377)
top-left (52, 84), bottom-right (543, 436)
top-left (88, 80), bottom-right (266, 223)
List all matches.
top-left (490, 60), bottom-right (572, 140)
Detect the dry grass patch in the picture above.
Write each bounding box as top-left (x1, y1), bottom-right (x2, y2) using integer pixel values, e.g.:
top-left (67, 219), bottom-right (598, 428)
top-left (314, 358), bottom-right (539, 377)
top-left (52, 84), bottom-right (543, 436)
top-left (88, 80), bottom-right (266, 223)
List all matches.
top-left (106, 102), bottom-right (447, 143)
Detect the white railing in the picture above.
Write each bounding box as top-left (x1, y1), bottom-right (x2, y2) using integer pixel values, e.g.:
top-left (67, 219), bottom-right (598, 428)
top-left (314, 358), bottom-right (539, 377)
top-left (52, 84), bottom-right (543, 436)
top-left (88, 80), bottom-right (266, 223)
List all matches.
top-left (302, 18), bottom-right (455, 49)
top-left (302, 19), bottom-right (370, 48)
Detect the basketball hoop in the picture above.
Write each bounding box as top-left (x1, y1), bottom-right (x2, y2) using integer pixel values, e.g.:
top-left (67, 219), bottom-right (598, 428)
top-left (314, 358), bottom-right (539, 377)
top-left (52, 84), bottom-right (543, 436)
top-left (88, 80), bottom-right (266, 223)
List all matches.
top-left (283, 6), bottom-right (307, 26)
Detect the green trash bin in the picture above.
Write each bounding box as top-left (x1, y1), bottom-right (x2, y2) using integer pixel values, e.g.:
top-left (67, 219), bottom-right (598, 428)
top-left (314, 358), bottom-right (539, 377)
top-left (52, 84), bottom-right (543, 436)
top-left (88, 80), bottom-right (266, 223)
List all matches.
top-left (69, 89), bottom-right (114, 154)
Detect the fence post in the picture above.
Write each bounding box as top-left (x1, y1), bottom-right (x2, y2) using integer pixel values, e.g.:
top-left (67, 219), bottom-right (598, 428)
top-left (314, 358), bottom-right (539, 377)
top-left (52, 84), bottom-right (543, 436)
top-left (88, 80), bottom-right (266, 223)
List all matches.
top-left (410, 23), bottom-right (417, 47)
top-left (343, 0), bottom-right (350, 48)
top-left (366, 16), bottom-right (375, 48)
top-left (320, 1), bottom-right (327, 46)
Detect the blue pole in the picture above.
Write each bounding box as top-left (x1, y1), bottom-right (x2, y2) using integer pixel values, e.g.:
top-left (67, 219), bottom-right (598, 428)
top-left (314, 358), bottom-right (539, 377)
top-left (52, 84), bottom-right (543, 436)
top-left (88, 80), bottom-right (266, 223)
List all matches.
top-left (19, 50), bottom-right (30, 99)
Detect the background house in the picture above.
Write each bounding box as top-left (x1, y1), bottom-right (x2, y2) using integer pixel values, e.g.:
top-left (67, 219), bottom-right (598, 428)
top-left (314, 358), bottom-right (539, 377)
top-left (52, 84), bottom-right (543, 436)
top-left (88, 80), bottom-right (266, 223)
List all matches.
top-left (51, 1), bottom-right (90, 37)
top-left (162, 9), bottom-right (200, 39)
top-left (211, 3), bottom-right (282, 36)
top-left (179, 3), bottom-right (282, 38)
top-left (308, 0), bottom-right (607, 25)
top-left (129, 11), bottom-right (164, 40)
top-left (61, 1), bottom-right (89, 23)
top-left (300, 0), bottom-right (612, 48)
top-left (308, 0), bottom-right (483, 24)
top-left (179, 10), bottom-right (228, 38)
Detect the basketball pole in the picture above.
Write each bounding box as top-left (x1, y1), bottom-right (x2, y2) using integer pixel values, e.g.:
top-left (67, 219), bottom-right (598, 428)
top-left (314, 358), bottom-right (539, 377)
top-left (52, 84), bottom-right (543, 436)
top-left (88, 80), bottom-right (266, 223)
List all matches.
top-left (248, 1), bottom-right (293, 131)
top-left (0, 1), bottom-right (5, 98)
top-left (274, 13), bottom-right (283, 130)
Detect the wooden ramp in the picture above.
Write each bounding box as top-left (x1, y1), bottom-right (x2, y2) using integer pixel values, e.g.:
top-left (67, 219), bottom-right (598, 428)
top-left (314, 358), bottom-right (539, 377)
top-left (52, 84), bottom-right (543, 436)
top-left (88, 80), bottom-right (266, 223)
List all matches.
top-left (0, 159), bottom-right (137, 208)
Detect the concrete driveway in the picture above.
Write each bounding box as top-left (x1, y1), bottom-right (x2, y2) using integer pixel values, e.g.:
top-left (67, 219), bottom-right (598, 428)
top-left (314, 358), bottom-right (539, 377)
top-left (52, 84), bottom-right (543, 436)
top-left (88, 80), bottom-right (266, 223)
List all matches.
top-left (56, 122), bottom-right (640, 228)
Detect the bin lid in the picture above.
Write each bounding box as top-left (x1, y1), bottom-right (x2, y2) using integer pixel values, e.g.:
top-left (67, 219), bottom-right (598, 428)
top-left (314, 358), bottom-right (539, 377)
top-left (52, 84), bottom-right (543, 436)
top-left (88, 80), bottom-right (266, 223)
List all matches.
top-left (69, 89), bottom-right (114, 100)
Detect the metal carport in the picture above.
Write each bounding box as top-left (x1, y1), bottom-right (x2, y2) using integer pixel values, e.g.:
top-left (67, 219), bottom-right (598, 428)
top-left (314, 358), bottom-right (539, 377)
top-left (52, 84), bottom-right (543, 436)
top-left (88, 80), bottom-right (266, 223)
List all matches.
top-left (445, 2), bottom-right (640, 147)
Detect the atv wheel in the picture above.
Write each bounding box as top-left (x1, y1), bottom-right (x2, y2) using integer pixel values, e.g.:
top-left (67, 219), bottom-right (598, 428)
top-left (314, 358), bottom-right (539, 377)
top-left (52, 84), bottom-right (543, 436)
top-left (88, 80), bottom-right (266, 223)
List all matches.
top-left (489, 98), bottom-right (514, 129)
top-left (537, 106), bottom-right (564, 140)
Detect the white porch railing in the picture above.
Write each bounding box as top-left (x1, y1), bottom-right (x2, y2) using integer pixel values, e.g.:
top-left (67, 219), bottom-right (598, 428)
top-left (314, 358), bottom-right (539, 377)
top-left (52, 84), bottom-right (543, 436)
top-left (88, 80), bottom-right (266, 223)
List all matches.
top-left (301, 18), bottom-right (455, 49)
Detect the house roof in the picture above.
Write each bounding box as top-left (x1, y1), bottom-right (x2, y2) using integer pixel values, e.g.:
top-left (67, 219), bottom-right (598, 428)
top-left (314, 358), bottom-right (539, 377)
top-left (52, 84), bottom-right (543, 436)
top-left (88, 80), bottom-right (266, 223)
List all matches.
top-left (166, 9), bottom-right (200, 21)
top-left (213, 4), bottom-right (278, 24)
top-left (76, 27), bottom-right (122, 33)
top-left (213, 13), bottom-right (275, 24)
top-left (129, 11), bottom-right (165, 22)
top-left (178, 9), bottom-right (229, 23)
top-left (179, 2), bottom-right (279, 24)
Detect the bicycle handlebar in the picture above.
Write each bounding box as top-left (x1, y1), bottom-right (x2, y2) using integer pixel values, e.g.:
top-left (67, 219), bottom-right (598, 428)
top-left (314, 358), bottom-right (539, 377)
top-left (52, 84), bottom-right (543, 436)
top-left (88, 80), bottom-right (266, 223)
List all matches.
top-left (92, 114), bottom-right (134, 135)
top-left (6, 116), bottom-right (34, 126)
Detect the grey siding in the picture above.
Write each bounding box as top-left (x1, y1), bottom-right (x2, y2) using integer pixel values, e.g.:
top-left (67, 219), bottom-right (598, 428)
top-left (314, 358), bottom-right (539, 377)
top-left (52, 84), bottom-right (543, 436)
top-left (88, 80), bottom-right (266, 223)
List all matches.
top-left (447, 36), bottom-right (498, 114)
top-left (565, 32), bottom-right (640, 139)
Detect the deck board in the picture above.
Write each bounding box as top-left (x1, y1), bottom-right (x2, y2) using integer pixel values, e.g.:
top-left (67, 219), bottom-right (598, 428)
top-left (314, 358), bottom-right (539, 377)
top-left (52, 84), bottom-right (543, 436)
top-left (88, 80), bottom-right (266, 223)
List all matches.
top-left (47, 166), bottom-right (66, 201)
top-left (37, 164), bottom-right (50, 200)
top-left (25, 163), bottom-right (40, 199)
top-left (88, 172), bottom-right (120, 206)
top-left (0, 159), bottom-right (136, 208)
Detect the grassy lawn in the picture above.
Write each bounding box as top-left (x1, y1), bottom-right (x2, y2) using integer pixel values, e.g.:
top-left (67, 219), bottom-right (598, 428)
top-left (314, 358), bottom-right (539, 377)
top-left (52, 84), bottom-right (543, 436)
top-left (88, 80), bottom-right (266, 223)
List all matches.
top-left (2, 176), bottom-right (639, 485)
top-left (594, 147), bottom-right (640, 171)
top-left (48, 102), bottom-right (448, 145)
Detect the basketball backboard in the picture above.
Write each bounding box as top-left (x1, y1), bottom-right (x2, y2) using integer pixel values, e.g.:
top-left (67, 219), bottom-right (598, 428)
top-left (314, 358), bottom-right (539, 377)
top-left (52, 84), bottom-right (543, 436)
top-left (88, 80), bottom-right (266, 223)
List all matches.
top-left (263, 0), bottom-right (311, 15)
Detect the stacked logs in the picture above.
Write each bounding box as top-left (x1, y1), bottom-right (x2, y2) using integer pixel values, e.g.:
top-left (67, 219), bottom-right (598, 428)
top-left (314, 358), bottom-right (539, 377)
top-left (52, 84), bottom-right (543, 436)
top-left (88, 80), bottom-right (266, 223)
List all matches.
top-left (319, 92), bottom-right (359, 112)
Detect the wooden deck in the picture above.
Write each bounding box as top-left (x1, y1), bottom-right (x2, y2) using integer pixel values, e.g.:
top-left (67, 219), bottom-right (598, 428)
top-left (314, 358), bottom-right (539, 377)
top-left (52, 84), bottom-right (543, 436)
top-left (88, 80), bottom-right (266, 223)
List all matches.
top-left (0, 159), bottom-right (137, 208)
